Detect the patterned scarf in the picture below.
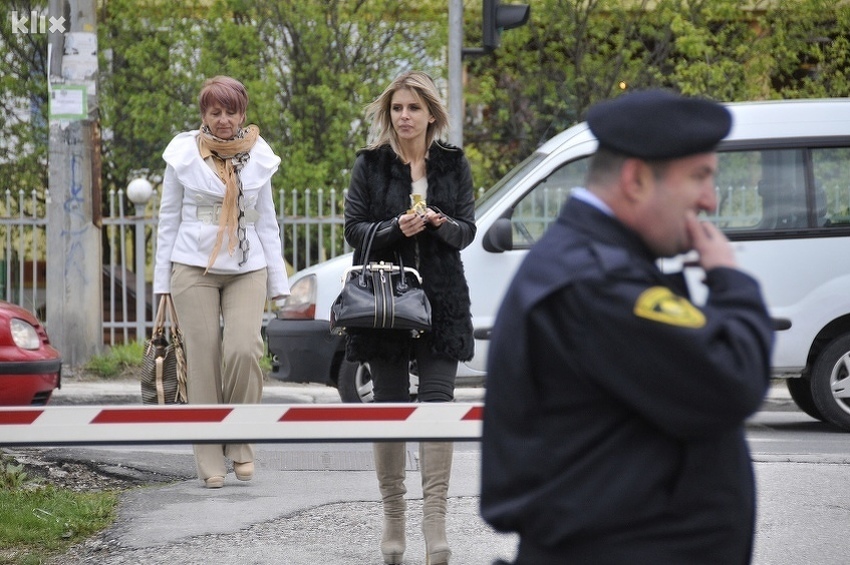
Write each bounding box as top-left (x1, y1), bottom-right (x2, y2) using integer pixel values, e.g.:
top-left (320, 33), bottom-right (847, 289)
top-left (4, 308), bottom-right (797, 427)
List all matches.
top-left (197, 124), bottom-right (260, 271)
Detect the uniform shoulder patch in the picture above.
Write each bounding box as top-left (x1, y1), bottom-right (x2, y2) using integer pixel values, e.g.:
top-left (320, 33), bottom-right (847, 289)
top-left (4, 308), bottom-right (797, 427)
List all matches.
top-left (633, 286), bottom-right (706, 328)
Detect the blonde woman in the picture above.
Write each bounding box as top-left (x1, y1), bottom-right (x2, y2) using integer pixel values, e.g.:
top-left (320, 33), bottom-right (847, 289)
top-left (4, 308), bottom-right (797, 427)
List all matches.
top-left (343, 71), bottom-right (477, 565)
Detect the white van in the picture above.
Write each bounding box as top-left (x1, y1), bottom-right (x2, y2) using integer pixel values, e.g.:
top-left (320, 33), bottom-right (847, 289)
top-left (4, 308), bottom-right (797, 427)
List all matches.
top-left (267, 98), bottom-right (850, 430)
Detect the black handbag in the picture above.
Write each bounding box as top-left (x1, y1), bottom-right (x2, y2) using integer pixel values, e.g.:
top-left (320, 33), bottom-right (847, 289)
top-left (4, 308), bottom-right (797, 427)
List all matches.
top-left (141, 295), bottom-right (188, 405)
top-left (330, 222), bottom-right (432, 336)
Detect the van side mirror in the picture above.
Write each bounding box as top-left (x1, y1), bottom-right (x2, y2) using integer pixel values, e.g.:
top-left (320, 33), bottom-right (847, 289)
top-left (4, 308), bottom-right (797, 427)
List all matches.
top-left (483, 217), bottom-right (514, 252)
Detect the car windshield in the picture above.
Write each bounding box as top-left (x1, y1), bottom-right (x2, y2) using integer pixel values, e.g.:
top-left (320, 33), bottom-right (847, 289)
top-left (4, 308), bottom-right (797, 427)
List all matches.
top-left (475, 152), bottom-right (547, 220)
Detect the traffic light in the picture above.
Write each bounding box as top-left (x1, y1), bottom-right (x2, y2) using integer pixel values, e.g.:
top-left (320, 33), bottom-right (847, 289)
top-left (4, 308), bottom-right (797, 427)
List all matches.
top-left (482, 0), bottom-right (530, 51)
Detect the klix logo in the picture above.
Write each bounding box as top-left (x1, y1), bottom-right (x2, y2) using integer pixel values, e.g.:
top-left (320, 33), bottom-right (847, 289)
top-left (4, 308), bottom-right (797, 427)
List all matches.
top-left (10, 10), bottom-right (66, 34)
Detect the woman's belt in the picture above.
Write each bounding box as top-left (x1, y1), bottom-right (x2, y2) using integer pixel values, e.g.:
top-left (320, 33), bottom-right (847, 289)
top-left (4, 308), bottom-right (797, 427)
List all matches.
top-left (195, 204), bottom-right (260, 225)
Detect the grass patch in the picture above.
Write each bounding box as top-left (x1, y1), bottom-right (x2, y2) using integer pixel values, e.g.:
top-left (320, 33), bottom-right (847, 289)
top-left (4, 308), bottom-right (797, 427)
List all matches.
top-left (84, 341), bottom-right (144, 378)
top-left (0, 457), bottom-right (118, 565)
top-left (84, 340), bottom-right (273, 377)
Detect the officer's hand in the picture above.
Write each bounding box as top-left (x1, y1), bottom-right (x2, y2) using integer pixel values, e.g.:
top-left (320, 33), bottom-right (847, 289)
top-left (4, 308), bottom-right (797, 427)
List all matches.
top-left (686, 211), bottom-right (738, 271)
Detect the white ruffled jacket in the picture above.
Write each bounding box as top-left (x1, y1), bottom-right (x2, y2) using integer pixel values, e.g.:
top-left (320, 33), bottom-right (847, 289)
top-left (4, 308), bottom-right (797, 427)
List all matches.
top-left (153, 130), bottom-right (290, 298)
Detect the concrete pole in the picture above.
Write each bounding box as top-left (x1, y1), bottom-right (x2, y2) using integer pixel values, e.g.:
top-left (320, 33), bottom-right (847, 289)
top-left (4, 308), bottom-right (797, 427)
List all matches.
top-left (47, 0), bottom-right (103, 366)
top-left (448, 0), bottom-right (464, 147)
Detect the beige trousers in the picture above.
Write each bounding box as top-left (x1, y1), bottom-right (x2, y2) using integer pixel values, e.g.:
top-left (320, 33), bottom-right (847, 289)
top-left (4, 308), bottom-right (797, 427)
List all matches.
top-left (170, 263), bottom-right (267, 481)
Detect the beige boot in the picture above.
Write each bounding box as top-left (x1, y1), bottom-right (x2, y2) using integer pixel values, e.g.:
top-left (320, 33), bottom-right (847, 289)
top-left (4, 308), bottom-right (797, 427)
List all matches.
top-left (373, 442), bottom-right (407, 564)
top-left (420, 441), bottom-right (453, 565)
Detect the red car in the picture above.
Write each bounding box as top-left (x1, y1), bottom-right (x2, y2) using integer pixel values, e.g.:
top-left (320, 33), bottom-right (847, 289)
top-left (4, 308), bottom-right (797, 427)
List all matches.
top-left (0, 301), bottom-right (62, 405)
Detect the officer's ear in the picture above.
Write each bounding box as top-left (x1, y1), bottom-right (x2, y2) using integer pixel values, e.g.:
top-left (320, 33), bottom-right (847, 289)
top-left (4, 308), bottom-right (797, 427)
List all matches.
top-left (619, 158), bottom-right (653, 204)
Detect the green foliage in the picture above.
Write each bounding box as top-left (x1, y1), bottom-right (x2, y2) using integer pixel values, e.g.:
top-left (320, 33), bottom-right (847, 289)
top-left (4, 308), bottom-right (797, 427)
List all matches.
top-left (0, 1), bottom-right (49, 203)
top-left (0, 454), bottom-right (117, 563)
top-left (0, 459), bottom-right (29, 490)
top-left (0, 485), bottom-right (117, 562)
top-left (84, 341), bottom-right (145, 378)
top-left (98, 0), bottom-right (447, 266)
top-left (464, 0), bottom-right (780, 188)
top-left (99, 0), bottom-right (213, 193)
top-left (757, 0), bottom-right (850, 98)
top-left (98, 0), bottom-right (447, 193)
top-left (84, 339), bottom-right (273, 377)
top-left (7, 0), bottom-right (850, 251)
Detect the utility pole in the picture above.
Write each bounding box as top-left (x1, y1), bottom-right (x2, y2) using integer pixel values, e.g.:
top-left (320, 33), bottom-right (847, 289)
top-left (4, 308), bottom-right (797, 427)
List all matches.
top-left (447, 0), bottom-right (530, 147)
top-left (448, 0), bottom-right (464, 147)
top-left (47, 0), bottom-right (103, 366)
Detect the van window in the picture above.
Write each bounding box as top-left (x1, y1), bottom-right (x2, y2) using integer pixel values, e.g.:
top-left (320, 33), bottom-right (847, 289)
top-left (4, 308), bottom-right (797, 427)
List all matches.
top-left (476, 152), bottom-right (547, 219)
top-left (507, 158), bottom-right (590, 248)
top-left (501, 144), bottom-right (850, 250)
top-left (812, 147), bottom-right (850, 227)
top-left (711, 147), bottom-right (850, 233)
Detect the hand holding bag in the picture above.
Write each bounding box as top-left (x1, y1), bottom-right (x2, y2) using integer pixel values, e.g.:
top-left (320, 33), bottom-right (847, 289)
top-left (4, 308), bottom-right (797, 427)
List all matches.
top-left (330, 222), bottom-right (432, 336)
top-left (141, 295), bottom-right (188, 404)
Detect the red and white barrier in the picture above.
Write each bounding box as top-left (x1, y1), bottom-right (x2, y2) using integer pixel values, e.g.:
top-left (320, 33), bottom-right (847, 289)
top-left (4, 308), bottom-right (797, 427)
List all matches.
top-left (0, 403), bottom-right (484, 446)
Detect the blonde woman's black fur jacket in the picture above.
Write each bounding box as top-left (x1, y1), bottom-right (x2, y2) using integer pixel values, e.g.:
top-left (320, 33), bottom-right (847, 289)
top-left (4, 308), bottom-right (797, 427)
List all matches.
top-left (343, 141), bottom-right (477, 363)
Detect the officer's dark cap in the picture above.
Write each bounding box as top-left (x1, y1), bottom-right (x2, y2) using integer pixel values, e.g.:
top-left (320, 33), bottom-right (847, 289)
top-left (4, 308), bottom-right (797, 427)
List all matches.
top-left (587, 89), bottom-right (732, 160)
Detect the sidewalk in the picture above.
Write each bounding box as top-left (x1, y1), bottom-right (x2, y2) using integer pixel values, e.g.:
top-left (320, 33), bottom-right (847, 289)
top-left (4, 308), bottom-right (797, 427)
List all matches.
top-left (49, 377), bottom-right (345, 405)
top-left (50, 375), bottom-right (793, 405)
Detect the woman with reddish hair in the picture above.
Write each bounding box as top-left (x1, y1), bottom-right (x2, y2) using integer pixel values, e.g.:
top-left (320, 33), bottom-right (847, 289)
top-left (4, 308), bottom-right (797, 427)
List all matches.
top-left (154, 76), bottom-right (289, 488)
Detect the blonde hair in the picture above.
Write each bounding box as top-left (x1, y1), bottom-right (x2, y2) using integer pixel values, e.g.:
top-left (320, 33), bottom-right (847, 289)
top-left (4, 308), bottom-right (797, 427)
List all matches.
top-left (364, 71), bottom-right (449, 154)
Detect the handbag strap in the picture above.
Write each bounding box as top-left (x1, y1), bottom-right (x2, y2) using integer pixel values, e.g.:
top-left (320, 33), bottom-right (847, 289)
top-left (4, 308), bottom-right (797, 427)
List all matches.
top-left (357, 221), bottom-right (416, 290)
top-left (359, 222), bottom-right (381, 265)
top-left (358, 222), bottom-right (382, 284)
top-left (152, 295), bottom-right (182, 338)
top-left (152, 295), bottom-right (169, 335)
top-left (395, 249), bottom-right (409, 290)
top-left (164, 294), bottom-right (181, 334)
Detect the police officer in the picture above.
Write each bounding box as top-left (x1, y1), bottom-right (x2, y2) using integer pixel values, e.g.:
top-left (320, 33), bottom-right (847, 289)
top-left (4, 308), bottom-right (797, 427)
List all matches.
top-left (480, 89), bottom-right (775, 565)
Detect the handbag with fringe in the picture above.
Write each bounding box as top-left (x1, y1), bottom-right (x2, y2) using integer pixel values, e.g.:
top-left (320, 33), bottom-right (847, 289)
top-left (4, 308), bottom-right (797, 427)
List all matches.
top-left (141, 295), bottom-right (188, 404)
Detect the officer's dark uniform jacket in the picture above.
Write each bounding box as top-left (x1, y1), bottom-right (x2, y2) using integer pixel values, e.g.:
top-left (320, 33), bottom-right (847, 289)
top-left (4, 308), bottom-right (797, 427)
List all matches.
top-left (343, 142), bottom-right (476, 364)
top-left (480, 197), bottom-right (774, 564)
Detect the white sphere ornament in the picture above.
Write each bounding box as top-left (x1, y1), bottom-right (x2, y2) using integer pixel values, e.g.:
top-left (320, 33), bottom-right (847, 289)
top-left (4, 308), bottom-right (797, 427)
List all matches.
top-left (126, 178), bottom-right (153, 204)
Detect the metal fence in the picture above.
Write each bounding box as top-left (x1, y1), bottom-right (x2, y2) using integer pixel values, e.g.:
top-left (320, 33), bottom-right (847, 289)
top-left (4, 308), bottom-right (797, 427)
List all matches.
top-left (0, 179), bottom-right (757, 349)
top-left (0, 177), bottom-right (806, 349)
top-left (0, 189), bottom-right (49, 317)
top-left (1, 187), bottom-right (352, 348)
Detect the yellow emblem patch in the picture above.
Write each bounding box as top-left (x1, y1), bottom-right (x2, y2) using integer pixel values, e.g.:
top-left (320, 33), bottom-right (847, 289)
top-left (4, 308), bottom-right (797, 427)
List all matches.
top-left (633, 287), bottom-right (706, 328)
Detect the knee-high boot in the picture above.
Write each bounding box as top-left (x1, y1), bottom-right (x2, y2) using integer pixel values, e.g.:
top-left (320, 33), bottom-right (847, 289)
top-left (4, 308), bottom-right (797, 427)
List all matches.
top-left (373, 441), bottom-right (407, 564)
top-left (420, 441), bottom-right (453, 565)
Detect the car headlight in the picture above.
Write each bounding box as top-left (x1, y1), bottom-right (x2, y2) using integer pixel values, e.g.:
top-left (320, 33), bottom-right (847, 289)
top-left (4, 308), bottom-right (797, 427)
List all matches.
top-left (279, 275), bottom-right (317, 320)
top-left (11, 318), bottom-right (41, 350)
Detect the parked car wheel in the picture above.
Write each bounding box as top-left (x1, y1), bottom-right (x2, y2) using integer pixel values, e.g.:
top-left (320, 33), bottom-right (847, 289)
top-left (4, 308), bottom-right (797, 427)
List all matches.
top-left (785, 375), bottom-right (825, 422)
top-left (338, 361), bottom-right (374, 403)
top-left (810, 334), bottom-right (850, 431)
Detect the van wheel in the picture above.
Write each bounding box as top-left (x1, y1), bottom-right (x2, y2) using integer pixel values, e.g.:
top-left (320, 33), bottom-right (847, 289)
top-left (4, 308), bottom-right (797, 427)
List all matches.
top-left (810, 335), bottom-right (850, 431)
top-left (338, 362), bottom-right (374, 403)
top-left (785, 376), bottom-right (825, 421)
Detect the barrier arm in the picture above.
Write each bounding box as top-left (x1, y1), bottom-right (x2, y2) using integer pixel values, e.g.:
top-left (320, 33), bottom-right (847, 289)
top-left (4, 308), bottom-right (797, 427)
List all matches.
top-left (0, 403), bottom-right (484, 446)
